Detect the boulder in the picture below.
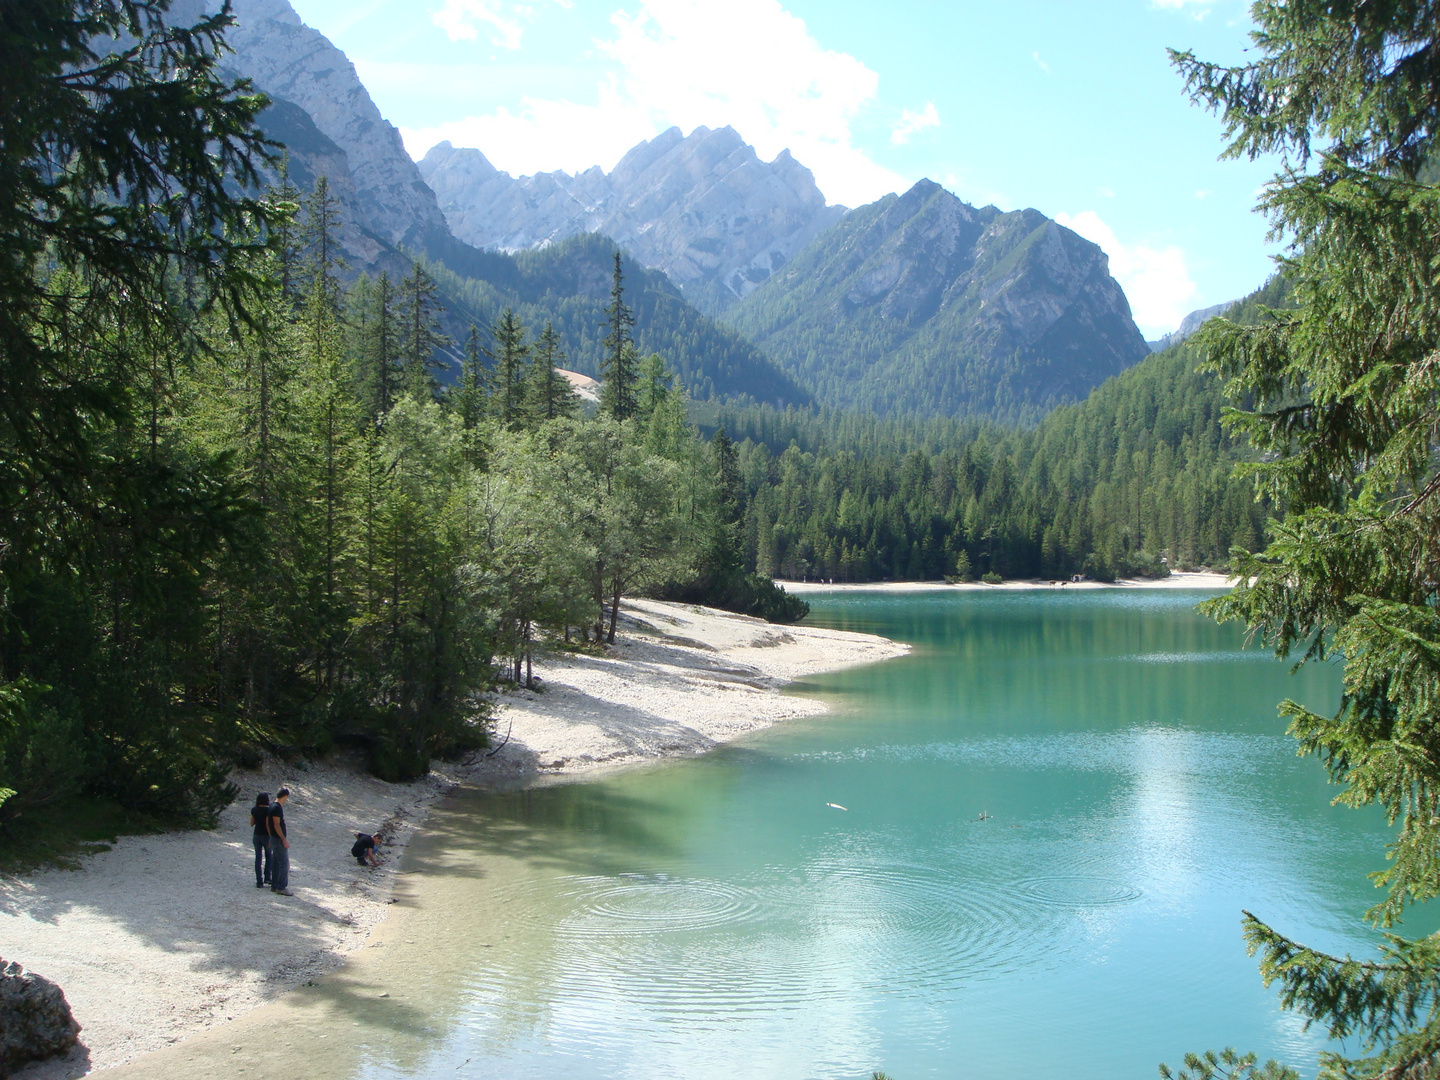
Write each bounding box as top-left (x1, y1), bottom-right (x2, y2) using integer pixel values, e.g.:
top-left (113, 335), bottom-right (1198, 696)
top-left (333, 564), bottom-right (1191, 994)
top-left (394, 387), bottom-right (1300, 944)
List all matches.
top-left (0, 959), bottom-right (81, 1077)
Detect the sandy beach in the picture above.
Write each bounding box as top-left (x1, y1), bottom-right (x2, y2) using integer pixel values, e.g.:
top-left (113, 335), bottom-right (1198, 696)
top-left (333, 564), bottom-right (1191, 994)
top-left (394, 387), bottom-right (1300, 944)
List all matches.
top-left (778, 570), bottom-right (1235, 594)
top-left (3, 599), bottom-right (907, 1078)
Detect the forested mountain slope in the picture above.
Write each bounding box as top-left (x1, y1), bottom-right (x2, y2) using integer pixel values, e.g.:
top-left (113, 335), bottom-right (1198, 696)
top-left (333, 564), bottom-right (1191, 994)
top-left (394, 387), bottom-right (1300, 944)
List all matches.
top-left (171, 0), bottom-right (803, 405)
top-left (724, 179), bottom-right (1150, 423)
top-left (431, 235), bottom-right (812, 407)
top-left (698, 276), bottom-right (1287, 581)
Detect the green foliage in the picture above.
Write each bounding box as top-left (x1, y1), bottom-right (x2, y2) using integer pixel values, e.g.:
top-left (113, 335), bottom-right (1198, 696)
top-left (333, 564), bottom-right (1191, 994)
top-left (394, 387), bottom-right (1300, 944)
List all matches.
top-left (695, 299), bottom-right (1272, 583)
top-left (1178, 3), bottom-right (1440, 1077)
top-left (723, 182), bottom-right (1148, 422)
top-left (1159, 1047), bottom-right (1298, 1080)
top-left (0, 680), bottom-right (85, 825)
top-left (425, 236), bottom-right (812, 408)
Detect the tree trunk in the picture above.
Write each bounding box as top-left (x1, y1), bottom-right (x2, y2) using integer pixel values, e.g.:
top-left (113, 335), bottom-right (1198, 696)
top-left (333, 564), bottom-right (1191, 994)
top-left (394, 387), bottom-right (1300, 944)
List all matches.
top-left (606, 572), bottom-right (622, 644)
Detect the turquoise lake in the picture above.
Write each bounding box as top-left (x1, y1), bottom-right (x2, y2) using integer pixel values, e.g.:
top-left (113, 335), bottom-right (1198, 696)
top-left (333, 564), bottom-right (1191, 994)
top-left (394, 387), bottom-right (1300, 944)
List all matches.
top-left (358, 588), bottom-right (1416, 1079)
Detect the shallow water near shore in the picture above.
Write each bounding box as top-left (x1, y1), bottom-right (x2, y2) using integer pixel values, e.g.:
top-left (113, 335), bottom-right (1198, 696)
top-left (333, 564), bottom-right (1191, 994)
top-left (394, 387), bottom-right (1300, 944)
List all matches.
top-left (111, 589), bottom-right (1426, 1079)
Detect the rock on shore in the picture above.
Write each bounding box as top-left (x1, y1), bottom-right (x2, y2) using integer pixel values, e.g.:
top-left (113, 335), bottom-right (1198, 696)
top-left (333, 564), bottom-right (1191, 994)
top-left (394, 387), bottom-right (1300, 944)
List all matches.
top-left (0, 960), bottom-right (80, 1077)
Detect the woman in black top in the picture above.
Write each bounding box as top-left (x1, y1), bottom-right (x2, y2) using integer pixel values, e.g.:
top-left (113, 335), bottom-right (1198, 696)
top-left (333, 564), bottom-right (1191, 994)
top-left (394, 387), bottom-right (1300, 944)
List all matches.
top-left (250, 792), bottom-right (272, 888)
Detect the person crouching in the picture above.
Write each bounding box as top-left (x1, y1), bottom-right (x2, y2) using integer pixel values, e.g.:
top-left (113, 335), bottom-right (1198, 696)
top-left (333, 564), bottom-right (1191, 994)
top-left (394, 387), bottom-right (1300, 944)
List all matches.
top-left (351, 832), bottom-right (379, 867)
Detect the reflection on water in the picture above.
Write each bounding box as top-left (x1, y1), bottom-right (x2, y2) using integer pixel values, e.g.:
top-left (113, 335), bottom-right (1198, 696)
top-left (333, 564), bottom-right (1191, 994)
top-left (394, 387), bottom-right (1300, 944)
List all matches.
top-left (132, 589), bottom-right (1427, 1080)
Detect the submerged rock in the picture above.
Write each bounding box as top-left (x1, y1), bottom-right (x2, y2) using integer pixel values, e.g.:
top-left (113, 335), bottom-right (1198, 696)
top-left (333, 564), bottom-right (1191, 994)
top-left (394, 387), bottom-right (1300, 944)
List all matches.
top-left (0, 959), bottom-right (81, 1077)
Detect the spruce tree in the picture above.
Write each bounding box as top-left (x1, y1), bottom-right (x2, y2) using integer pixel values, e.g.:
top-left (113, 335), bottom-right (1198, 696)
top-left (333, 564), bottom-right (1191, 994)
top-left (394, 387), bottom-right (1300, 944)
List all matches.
top-left (525, 321), bottom-right (579, 425)
top-left (299, 176), bottom-right (345, 333)
top-left (1170, 3), bottom-right (1440, 1077)
top-left (487, 308), bottom-right (529, 429)
top-left (271, 156), bottom-right (303, 305)
top-left (398, 263), bottom-right (450, 401)
top-left (452, 323), bottom-right (488, 430)
top-left (600, 252), bottom-right (639, 421)
top-left (357, 271), bottom-right (399, 419)
top-left (637, 352), bottom-right (674, 421)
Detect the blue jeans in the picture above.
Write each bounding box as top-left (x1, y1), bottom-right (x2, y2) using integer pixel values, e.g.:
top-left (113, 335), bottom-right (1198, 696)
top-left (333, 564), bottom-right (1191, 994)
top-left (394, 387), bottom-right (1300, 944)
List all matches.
top-left (269, 837), bottom-right (290, 891)
top-left (253, 835), bottom-right (272, 885)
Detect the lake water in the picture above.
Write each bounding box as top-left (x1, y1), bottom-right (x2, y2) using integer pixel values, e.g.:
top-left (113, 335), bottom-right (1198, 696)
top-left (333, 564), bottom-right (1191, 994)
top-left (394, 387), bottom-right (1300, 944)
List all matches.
top-left (180, 589), bottom-right (1419, 1080)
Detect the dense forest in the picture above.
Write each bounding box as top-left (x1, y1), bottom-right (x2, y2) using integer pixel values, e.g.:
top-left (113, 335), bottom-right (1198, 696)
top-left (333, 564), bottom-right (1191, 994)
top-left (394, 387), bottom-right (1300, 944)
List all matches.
top-left (0, 22), bottom-right (792, 834)
top-left (696, 276), bottom-right (1286, 584)
top-left (0, 0), bottom-right (1284, 843)
top-left (427, 234), bottom-right (813, 409)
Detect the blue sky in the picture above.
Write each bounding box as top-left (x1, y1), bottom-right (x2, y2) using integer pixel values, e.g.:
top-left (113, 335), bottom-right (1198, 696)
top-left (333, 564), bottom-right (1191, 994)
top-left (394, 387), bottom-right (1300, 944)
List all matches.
top-left (283, 0), bottom-right (1281, 337)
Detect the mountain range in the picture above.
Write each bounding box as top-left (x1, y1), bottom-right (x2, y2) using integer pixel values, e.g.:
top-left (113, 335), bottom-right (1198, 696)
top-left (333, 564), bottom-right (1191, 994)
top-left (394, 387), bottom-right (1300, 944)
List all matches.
top-left (186, 0), bottom-right (1161, 422)
top-left (724, 180), bottom-right (1149, 421)
top-left (418, 126), bottom-right (845, 316)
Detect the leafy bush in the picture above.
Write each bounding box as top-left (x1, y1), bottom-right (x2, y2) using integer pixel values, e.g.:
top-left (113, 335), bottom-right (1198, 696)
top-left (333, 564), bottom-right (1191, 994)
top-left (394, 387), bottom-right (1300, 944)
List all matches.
top-left (0, 680), bottom-right (87, 826)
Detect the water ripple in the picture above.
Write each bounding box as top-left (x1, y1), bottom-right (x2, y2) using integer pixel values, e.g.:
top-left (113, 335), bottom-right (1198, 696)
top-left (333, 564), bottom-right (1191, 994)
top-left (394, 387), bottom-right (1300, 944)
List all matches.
top-left (559, 874), bottom-right (761, 938)
top-left (1013, 874), bottom-right (1142, 908)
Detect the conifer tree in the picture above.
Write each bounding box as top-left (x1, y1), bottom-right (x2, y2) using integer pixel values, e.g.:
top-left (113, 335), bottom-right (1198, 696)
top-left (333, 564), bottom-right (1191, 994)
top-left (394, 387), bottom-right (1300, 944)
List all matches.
top-left (354, 271), bottom-right (399, 419)
top-left (452, 324), bottom-right (489, 430)
top-left (270, 156), bottom-right (303, 305)
top-left (637, 352), bottom-right (674, 421)
top-left (398, 263), bottom-right (450, 401)
top-left (487, 308), bottom-right (529, 429)
top-left (600, 252), bottom-right (639, 421)
top-left (1170, 3), bottom-right (1440, 1077)
top-left (299, 177), bottom-right (345, 333)
top-left (525, 321), bottom-right (579, 425)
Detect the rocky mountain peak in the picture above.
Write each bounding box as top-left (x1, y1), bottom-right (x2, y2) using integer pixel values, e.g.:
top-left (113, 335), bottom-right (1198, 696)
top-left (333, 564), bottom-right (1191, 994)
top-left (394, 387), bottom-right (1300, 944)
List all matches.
top-left (725, 179), bottom-right (1149, 421)
top-left (417, 125), bottom-right (847, 314)
top-left (171, 0), bottom-right (451, 264)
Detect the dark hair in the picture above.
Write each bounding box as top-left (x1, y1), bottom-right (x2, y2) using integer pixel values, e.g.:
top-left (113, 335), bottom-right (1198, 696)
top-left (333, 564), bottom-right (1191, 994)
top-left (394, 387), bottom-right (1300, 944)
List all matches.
top-left (275, 787), bottom-right (290, 799)
top-left (254, 792), bottom-right (270, 806)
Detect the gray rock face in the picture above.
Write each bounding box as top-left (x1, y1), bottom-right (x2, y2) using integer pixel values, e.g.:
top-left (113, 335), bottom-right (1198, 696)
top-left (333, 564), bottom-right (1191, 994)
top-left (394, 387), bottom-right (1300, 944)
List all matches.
top-left (0, 960), bottom-right (82, 1076)
top-left (1147, 299), bottom-right (1240, 352)
top-left (418, 126), bottom-right (847, 313)
top-left (725, 179), bottom-right (1151, 421)
top-left (218, 0), bottom-right (449, 251)
top-left (165, 0), bottom-right (447, 270)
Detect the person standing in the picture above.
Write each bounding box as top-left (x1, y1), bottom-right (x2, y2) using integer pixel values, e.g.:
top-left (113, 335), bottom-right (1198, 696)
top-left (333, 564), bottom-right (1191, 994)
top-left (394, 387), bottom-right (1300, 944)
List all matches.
top-left (268, 787), bottom-right (292, 896)
top-left (250, 792), bottom-right (272, 888)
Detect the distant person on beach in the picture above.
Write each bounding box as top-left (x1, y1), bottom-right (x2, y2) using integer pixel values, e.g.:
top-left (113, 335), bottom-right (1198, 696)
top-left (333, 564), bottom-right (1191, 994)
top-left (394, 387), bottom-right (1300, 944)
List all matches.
top-left (351, 832), bottom-right (379, 867)
top-left (250, 792), bottom-right (272, 888)
top-left (268, 788), bottom-right (292, 895)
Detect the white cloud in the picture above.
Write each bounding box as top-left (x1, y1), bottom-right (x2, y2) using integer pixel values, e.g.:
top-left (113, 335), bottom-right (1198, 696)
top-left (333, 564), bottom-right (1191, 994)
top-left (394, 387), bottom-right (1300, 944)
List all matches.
top-left (1056, 210), bottom-right (1198, 336)
top-left (1194, 188), bottom-right (1212, 199)
top-left (1032, 50), bottom-right (1050, 74)
top-left (432, 0), bottom-right (526, 48)
top-left (403, 0), bottom-right (906, 207)
top-left (1151, 0), bottom-right (1212, 17)
top-left (891, 102), bottom-right (939, 145)
top-left (1096, 185), bottom-right (1115, 198)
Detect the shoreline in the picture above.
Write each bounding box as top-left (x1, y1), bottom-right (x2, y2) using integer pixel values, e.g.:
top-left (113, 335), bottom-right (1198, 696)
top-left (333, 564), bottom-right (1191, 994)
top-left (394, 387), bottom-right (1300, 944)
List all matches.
top-left (4, 599), bottom-right (907, 1077)
top-left (777, 570), bottom-right (1235, 594)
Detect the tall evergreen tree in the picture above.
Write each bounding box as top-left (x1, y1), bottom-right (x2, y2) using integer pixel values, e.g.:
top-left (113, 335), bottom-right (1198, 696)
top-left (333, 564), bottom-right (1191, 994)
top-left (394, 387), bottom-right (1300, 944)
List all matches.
top-left (600, 252), bottom-right (639, 421)
top-left (487, 307), bottom-right (529, 429)
top-left (0, 0), bottom-right (278, 825)
top-left (452, 323), bottom-right (488, 430)
top-left (398, 263), bottom-right (449, 401)
top-left (1169, 3), bottom-right (1440, 1077)
top-left (270, 156), bottom-right (303, 305)
top-left (637, 351), bottom-right (675, 421)
top-left (353, 271), bottom-right (399, 420)
top-left (299, 176), bottom-right (345, 332)
top-left (525, 321), bottom-right (578, 425)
